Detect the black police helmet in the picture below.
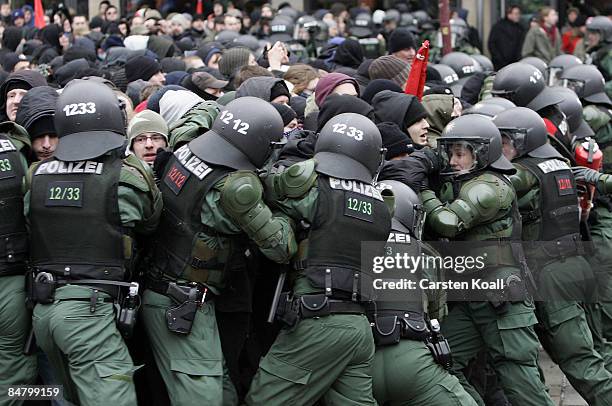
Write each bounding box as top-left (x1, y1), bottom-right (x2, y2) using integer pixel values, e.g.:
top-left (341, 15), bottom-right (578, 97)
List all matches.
top-left (493, 107), bottom-right (560, 159)
top-left (561, 64), bottom-right (612, 107)
top-left (54, 79), bottom-right (126, 161)
top-left (377, 179), bottom-right (425, 238)
top-left (315, 113), bottom-right (382, 183)
top-left (440, 52), bottom-right (477, 79)
top-left (438, 114), bottom-right (515, 177)
top-left (189, 96), bottom-right (283, 170)
top-left (547, 86), bottom-right (594, 139)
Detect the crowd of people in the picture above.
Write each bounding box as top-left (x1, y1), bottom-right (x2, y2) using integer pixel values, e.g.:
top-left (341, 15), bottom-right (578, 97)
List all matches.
top-left (0, 1), bottom-right (612, 406)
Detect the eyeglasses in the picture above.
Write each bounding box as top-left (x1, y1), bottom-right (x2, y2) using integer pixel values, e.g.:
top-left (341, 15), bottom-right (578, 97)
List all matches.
top-left (133, 134), bottom-right (166, 144)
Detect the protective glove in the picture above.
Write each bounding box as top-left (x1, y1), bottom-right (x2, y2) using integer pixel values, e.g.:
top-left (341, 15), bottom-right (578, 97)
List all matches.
top-left (572, 166), bottom-right (602, 185)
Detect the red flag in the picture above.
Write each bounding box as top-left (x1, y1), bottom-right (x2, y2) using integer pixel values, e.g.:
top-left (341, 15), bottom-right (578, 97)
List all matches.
top-left (404, 40), bottom-right (429, 101)
top-left (196, 0), bottom-right (203, 14)
top-left (34, 0), bottom-right (45, 29)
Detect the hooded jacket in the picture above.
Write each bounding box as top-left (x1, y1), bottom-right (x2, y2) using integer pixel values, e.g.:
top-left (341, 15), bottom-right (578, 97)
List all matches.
top-left (15, 86), bottom-right (58, 138)
top-left (371, 90), bottom-right (416, 127)
top-left (0, 70), bottom-right (47, 121)
top-left (54, 58), bottom-right (90, 88)
top-left (330, 38), bottom-right (364, 72)
top-left (421, 94), bottom-right (455, 148)
top-left (235, 76), bottom-right (289, 102)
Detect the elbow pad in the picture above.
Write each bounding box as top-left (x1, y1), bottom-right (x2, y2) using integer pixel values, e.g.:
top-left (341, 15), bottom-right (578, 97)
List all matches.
top-left (273, 159), bottom-right (318, 199)
top-left (220, 171), bottom-right (284, 246)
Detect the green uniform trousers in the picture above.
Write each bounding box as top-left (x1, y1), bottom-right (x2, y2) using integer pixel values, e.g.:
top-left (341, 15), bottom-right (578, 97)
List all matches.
top-left (372, 339), bottom-right (478, 406)
top-left (246, 314), bottom-right (376, 406)
top-left (534, 256), bottom-right (612, 406)
top-left (0, 275), bottom-right (37, 406)
top-left (441, 300), bottom-right (554, 406)
top-left (141, 290), bottom-right (237, 406)
top-left (32, 285), bottom-right (138, 406)
top-left (587, 207), bottom-right (612, 359)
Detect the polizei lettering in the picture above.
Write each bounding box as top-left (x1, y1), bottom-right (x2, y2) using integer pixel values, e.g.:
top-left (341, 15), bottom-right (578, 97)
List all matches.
top-left (0, 138), bottom-right (16, 153)
top-left (35, 160), bottom-right (104, 175)
top-left (174, 144), bottom-right (213, 180)
top-left (537, 159), bottom-right (570, 174)
top-left (329, 177), bottom-right (383, 201)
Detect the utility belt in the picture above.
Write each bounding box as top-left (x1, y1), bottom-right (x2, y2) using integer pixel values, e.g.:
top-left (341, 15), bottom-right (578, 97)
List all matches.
top-left (27, 269), bottom-right (140, 338)
top-left (524, 233), bottom-right (585, 267)
top-left (274, 293), bottom-right (365, 328)
top-left (369, 313), bottom-right (452, 370)
top-left (146, 277), bottom-right (213, 336)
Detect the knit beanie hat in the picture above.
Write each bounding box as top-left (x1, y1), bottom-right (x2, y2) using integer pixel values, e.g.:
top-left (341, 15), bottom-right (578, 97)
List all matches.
top-left (388, 28), bottom-right (416, 54)
top-left (161, 57), bottom-right (186, 73)
top-left (270, 81), bottom-right (291, 102)
top-left (125, 55), bottom-right (162, 83)
top-left (218, 47), bottom-right (252, 78)
top-left (272, 103), bottom-right (297, 126)
top-left (377, 122), bottom-right (414, 159)
top-left (28, 116), bottom-right (56, 139)
top-left (361, 79), bottom-right (403, 104)
top-left (368, 55), bottom-right (410, 88)
top-left (403, 96), bottom-right (429, 129)
top-left (314, 72), bottom-right (359, 107)
top-left (127, 110), bottom-right (169, 148)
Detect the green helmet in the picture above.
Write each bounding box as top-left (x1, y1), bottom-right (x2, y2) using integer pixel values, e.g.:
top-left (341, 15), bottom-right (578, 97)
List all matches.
top-left (438, 115), bottom-right (515, 178)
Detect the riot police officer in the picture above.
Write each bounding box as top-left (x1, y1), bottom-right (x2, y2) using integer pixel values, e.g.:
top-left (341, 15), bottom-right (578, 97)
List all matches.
top-left (369, 179), bottom-right (478, 406)
top-left (26, 80), bottom-right (162, 405)
top-left (561, 65), bottom-right (612, 171)
top-left (143, 97), bottom-right (296, 406)
top-left (0, 109), bottom-right (36, 406)
top-left (246, 113), bottom-right (392, 405)
top-left (420, 115), bottom-right (555, 406)
top-left (584, 16), bottom-right (612, 81)
top-left (494, 107), bottom-right (612, 405)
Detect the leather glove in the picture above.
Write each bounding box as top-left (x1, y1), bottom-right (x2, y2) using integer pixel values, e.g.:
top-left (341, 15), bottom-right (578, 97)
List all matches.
top-left (153, 148), bottom-right (173, 180)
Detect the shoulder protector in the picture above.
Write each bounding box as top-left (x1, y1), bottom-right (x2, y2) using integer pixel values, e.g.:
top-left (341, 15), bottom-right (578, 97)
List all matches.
top-left (509, 164), bottom-right (537, 197)
top-left (121, 155), bottom-right (154, 193)
top-left (220, 171), bottom-right (263, 215)
top-left (274, 159), bottom-right (317, 199)
top-left (453, 173), bottom-right (514, 227)
top-left (583, 105), bottom-right (610, 132)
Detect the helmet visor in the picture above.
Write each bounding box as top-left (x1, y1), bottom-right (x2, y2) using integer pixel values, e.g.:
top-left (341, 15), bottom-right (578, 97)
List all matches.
top-left (548, 66), bottom-right (563, 86)
top-left (499, 128), bottom-right (527, 157)
top-left (438, 138), bottom-right (490, 177)
top-left (562, 78), bottom-right (586, 98)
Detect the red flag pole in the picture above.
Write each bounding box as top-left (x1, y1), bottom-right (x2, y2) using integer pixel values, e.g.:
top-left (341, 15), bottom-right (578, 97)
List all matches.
top-left (34, 0), bottom-right (46, 29)
top-left (439, 0), bottom-right (452, 56)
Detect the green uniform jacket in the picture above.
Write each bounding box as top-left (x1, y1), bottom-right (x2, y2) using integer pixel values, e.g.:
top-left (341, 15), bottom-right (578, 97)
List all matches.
top-left (168, 101), bottom-right (221, 150)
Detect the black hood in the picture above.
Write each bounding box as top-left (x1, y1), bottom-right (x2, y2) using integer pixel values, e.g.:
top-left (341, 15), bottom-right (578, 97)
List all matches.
top-left (235, 77), bottom-right (288, 102)
top-left (332, 38), bottom-right (364, 70)
top-left (372, 89), bottom-right (413, 126)
top-left (316, 93), bottom-right (374, 132)
top-left (15, 85), bottom-right (58, 132)
top-left (2, 27), bottom-right (23, 52)
top-left (0, 70), bottom-right (47, 120)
